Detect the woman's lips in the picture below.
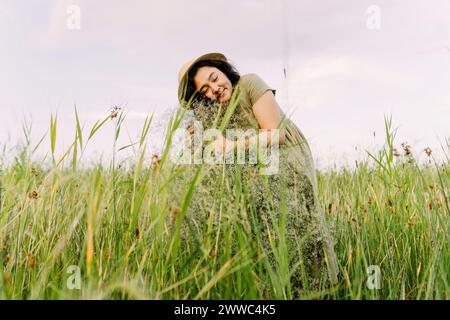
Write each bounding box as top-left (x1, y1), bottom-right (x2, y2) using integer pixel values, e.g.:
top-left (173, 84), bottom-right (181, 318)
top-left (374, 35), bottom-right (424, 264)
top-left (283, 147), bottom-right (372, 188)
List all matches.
top-left (219, 88), bottom-right (226, 99)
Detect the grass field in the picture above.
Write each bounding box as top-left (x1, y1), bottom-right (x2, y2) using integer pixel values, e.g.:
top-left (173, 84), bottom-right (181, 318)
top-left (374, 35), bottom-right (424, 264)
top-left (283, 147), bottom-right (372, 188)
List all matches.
top-left (0, 110), bottom-right (448, 300)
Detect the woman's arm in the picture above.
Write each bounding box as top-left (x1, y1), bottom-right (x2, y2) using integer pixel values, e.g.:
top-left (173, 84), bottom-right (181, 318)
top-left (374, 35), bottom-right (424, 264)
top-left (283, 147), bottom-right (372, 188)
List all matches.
top-left (213, 91), bottom-right (286, 155)
top-left (229, 90), bottom-right (286, 152)
top-left (251, 90), bottom-right (286, 145)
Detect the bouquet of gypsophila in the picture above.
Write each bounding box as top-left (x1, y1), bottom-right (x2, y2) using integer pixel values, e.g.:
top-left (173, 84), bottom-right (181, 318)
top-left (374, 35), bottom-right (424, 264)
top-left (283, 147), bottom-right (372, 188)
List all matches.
top-left (166, 99), bottom-right (261, 227)
top-left (188, 99), bottom-right (272, 168)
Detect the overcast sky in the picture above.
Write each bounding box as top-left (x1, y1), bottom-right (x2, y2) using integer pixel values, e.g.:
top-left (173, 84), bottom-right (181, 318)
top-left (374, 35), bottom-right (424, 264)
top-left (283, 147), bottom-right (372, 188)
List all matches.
top-left (1, 0), bottom-right (449, 170)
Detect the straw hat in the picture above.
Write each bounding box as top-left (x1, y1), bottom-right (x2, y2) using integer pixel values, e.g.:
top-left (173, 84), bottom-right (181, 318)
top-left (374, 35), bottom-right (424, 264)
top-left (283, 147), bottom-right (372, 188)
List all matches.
top-left (177, 52), bottom-right (228, 104)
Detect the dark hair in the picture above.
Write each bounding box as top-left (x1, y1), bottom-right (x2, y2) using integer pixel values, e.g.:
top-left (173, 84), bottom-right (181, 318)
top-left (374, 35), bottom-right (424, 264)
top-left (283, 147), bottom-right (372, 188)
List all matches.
top-left (183, 59), bottom-right (240, 105)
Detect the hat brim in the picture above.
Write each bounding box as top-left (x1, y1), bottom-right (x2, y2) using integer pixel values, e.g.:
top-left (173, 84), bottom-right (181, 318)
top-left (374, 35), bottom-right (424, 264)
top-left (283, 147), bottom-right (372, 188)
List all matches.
top-left (177, 52), bottom-right (227, 105)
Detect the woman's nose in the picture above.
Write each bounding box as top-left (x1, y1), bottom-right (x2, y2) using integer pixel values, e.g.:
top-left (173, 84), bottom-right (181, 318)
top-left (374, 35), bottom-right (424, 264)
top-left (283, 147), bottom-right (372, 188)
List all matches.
top-left (212, 84), bottom-right (222, 97)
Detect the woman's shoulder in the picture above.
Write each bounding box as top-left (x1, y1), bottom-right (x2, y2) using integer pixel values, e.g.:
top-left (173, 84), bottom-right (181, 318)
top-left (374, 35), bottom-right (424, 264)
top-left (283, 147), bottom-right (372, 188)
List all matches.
top-left (239, 73), bottom-right (264, 85)
top-left (237, 73), bottom-right (276, 104)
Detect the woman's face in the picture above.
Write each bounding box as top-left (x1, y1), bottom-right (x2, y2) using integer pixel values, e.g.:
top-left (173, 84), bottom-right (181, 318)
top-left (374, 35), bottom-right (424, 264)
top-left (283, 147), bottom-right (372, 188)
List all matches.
top-left (194, 66), bottom-right (232, 104)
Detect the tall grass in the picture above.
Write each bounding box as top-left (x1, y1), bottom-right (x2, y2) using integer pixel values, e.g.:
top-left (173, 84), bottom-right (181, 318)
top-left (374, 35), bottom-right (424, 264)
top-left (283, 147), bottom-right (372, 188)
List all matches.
top-left (0, 110), bottom-right (448, 300)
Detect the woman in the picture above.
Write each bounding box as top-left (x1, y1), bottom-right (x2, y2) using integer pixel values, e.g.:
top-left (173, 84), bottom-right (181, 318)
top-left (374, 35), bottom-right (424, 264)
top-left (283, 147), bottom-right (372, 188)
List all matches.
top-left (177, 52), bottom-right (339, 294)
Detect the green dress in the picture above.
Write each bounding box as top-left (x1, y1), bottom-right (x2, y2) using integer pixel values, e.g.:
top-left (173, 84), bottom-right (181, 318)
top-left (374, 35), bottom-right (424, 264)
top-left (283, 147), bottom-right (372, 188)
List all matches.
top-left (176, 73), bottom-right (339, 294)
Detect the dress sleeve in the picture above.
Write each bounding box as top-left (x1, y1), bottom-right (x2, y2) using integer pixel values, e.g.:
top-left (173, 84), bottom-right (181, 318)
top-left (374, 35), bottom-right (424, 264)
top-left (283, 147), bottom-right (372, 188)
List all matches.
top-left (244, 73), bottom-right (276, 106)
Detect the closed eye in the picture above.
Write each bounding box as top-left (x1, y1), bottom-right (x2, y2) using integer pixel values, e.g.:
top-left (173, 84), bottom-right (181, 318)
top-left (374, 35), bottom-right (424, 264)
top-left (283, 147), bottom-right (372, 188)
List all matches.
top-left (199, 72), bottom-right (218, 95)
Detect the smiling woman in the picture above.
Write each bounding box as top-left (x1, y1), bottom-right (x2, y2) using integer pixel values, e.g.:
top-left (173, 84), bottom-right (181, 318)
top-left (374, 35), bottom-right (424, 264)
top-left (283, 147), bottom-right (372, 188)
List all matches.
top-left (179, 55), bottom-right (241, 106)
top-left (177, 52), bottom-right (339, 294)
top-left (194, 66), bottom-right (232, 104)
